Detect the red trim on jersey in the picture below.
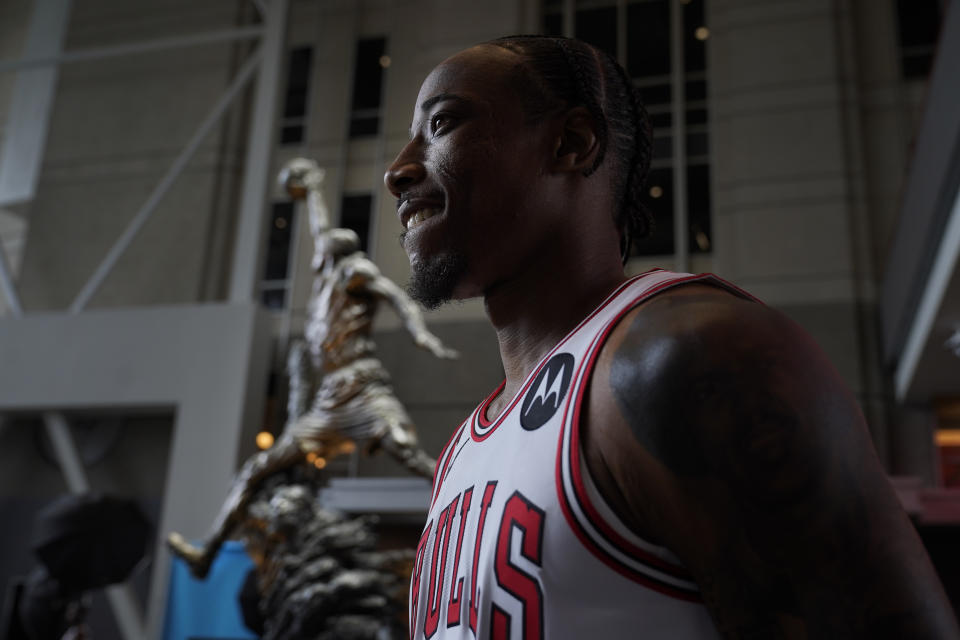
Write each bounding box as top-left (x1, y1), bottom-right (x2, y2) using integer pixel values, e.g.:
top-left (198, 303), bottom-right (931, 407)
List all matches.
top-left (570, 275), bottom-right (713, 575)
top-left (553, 333), bottom-right (702, 602)
top-left (553, 272), bottom-right (754, 601)
top-left (470, 273), bottom-right (651, 442)
top-left (475, 379), bottom-right (506, 430)
top-left (430, 421), bottom-right (467, 510)
top-left (566, 273), bottom-right (762, 571)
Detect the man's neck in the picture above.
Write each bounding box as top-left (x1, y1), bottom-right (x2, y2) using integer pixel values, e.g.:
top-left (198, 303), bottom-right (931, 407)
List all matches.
top-left (483, 251), bottom-right (625, 420)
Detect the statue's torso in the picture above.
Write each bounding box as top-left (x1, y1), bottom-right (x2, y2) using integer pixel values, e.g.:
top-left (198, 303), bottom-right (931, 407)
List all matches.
top-left (305, 255), bottom-right (379, 372)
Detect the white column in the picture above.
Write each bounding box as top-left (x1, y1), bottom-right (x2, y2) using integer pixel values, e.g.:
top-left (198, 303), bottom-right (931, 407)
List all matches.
top-left (228, 0), bottom-right (289, 302)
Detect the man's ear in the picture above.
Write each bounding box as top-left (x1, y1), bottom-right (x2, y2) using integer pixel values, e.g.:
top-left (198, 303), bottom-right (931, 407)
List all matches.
top-left (552, 107), bottom-right (599, 173)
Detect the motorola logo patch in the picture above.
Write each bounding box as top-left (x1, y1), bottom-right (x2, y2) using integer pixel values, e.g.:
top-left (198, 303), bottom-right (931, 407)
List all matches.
top-left (520, 353), bottom-right (574, 431)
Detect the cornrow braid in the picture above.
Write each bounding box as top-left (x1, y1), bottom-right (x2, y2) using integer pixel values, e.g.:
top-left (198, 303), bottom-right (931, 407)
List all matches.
top-left (488, 35), bottom-right (655, 262)
top-left (555, 38), bottom-right (608, 177)
top-left (603, 49), bottom-right (654, 256)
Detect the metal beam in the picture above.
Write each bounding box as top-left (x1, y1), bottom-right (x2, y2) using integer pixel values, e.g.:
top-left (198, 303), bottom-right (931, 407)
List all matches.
top-left (69, 46), bottom-right (263, 313)
top-left (0, 241), bottom-right (22, 315)
top-left (671, 0), bottom-right (689, 272)
top-left (228, 0), bottom-right (288, 302)
top-left (0, 0), bottom-right (72, 207)
top-left (895, 186), bottom-right (960, 400)
top-left (42, 413), bottom-right (90, 492)
top-left (0, 26), bottom-right (264, 74)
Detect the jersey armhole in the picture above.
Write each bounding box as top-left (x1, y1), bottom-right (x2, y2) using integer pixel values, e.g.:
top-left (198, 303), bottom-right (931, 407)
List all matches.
top-left (554, 271), bottom-right (752, 600)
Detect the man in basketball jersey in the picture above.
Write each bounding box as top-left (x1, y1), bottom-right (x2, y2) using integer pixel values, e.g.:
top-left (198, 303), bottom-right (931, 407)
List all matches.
top-left (384, 35), bottom-right (959, 638)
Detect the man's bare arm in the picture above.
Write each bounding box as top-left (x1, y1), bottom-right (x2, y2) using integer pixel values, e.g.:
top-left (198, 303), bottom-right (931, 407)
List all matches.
top-left (586, 287), bottom-right (959, 638)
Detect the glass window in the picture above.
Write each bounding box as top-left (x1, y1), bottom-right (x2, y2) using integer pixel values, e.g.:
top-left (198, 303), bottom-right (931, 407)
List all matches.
top-left (263, 202), bottom-right (294, 282)
top-left (639, 83), bottom-right (672, 106)
top-left (687, 164), bottom-right (711, 253)
top-left (650, 110), bottom-right (672, 129)
top-left (279, 47), bottom-right (313, 145)
top-left (280, 125), bottom-right (304, 144)
top-left (349, 38), bottom-right (387, 138)
top-left (261, 201), bottom-right (295, 308)
top-left (544, 12), bottom-right (563, 36)
top-left (683, 0), bottom-right (707, 73)
top-left (895, 0), bottom-right (942, 79)
top-left (575, 5), bottom-right (618, 58)
top-left (340, 194), bottom-right (373, 253)
top-left (283, 47), bottom-right (312, 118)
top-left (633, 167), bottom-right (675, 256)
top-left (627, 0), bottom-right (671, 78)
top-left (685, 131), bottom-right (708, 157)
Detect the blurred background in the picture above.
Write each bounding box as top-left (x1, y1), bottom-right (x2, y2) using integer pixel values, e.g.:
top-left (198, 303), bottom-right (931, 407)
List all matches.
top-left (0, 0), bottom-right (957, 637)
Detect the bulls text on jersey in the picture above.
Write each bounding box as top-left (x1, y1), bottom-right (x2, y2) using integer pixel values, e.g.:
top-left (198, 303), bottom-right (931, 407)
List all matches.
top-left (411, 481), bottom-right (548, 640)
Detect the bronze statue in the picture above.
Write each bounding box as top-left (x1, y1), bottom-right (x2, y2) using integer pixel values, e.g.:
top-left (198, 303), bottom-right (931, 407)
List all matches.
top-left (168, 157), bottom-right (456, 580)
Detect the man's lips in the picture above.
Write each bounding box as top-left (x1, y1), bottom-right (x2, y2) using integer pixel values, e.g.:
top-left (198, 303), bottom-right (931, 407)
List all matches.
top-left (397, 197), bottom-right (445, 231)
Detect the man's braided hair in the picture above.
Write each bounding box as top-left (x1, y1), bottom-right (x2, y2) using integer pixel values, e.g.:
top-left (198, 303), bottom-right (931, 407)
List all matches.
top-left (487, 35), bottom-right (654, 262)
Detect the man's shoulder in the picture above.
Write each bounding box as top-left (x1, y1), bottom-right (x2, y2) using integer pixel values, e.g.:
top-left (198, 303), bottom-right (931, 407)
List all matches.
top-left (591, 280), bottom-right (840, 475)
top-left (607, 280), bottom-right (804, 368)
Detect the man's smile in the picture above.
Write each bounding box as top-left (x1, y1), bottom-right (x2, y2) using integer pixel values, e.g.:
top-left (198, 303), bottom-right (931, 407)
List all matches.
top-left (397, 196), bottom-right (446, 231)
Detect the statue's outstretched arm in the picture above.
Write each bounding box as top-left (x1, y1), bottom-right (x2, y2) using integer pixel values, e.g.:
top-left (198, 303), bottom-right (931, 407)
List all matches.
top-left (366, 273), bottom-right (458, 360)
top-left (278, 157), bottom-right (329, 236)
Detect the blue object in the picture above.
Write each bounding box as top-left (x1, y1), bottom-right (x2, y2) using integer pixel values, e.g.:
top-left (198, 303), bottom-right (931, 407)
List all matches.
top-left (162, 540), bottom-right (258, 640)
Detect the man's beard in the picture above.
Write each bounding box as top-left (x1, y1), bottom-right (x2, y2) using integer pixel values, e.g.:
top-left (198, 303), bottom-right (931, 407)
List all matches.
top-left (406, 252), bottom-right (467, 311)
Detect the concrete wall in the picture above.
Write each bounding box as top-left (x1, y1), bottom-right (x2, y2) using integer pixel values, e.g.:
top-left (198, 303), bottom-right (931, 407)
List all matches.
top-left (706, 0), bottom-right (927, 463)
top-left (15, 0), bottom-right (252, 311)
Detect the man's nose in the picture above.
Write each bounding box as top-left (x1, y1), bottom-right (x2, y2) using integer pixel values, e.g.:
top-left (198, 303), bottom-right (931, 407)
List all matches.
top-left (384, 141), bottom-right (426, 196)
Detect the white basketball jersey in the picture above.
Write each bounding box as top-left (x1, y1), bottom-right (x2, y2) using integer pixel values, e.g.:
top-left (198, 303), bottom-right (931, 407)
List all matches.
top-left (409, 270), bottom-right (755, 640)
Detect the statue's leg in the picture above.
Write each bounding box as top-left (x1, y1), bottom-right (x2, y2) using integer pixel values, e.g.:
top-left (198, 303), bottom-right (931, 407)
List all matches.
top-left (378, 422), bottom-right (436, 479)
top-left (167, 433), bottom-right (306, 579)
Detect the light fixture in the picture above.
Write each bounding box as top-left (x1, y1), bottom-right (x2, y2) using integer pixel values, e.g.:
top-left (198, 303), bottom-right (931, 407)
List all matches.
top-left (935, 430), bottom-right (960, 447)
top-left (379, 55), bottom-right (392, 69)
top-left (649, 185), bottom-right (663, 199)
top-left (695, 230), bottom-right (711, 251)
top-left (695, 27), bottom-right (710, 41)
top-left (255, 431), bottom-right (274, 450)
top-left (314, 456), bottom-right (327, 469)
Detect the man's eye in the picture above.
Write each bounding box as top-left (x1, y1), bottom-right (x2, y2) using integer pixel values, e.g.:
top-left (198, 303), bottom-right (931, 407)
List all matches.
top-left (430, 113), bottom-right (452, 134)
